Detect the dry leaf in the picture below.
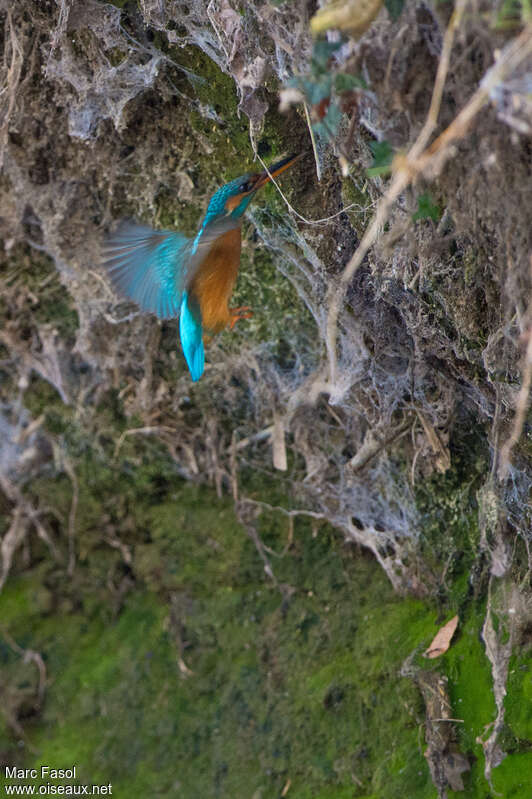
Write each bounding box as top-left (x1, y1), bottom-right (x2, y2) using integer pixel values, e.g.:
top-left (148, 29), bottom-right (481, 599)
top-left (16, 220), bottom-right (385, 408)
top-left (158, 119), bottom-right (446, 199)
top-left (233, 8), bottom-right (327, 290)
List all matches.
top-left (424, 615), bottom-right (458, 659)
top-left (310, 0), bottom-right (384, 37)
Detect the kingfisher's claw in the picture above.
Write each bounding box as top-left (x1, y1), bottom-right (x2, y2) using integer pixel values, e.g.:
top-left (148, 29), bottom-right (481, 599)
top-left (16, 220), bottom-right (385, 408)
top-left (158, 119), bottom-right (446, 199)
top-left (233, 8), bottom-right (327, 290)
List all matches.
top-left (229, 306), bottom-right (253, 329)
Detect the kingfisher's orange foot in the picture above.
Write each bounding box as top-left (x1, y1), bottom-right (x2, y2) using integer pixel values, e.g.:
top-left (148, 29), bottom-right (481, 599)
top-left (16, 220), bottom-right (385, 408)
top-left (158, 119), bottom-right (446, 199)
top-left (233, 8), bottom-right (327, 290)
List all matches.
top-left (229, 306), bottom-right (253, 329)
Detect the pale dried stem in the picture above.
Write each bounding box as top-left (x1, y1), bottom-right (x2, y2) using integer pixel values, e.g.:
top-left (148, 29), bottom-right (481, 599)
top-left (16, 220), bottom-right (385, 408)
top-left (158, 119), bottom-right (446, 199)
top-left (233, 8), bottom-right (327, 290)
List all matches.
top-left (45, 0), bottom-right (72, 76)
top-left (113, 425), bottom-right (177, 458)
top-left (409, 0), bottom-right (468, 158)
top-left (304, 100), bottom-right (322, 182)
top-left (240, 497), bottom-right (328, 522)
top-left (0, 474), bottom-right (61, 590)
top-left (241, 514), bottom-right (278, 585)
top-left (497, 256), bottom-right (532, 479)
top-left (477, 577), bottom-right (514, 783)
top-left (0, 506), bottom-right (28, 592)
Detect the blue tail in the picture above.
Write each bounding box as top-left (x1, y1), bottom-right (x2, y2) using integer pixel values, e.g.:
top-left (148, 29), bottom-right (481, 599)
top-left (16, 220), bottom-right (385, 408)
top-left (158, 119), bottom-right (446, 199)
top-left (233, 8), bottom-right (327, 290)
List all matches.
top-left (179, 292), bottom-right (204, 381)
top-left (102, 222), bottom-right (191, 320)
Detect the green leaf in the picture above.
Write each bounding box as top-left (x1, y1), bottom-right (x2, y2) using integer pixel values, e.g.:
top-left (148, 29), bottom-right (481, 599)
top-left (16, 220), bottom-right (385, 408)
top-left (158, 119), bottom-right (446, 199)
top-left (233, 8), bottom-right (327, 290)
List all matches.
top-left (303, 75), bottom-right (333, 106)
top-left (312, 39), bottom-right (342, 71)
top-left (412, 192), bottom-right (442, 222)
top-left (334, 73), bottom-right (367, 92)
top-left (366, 140), bottom-right (393, 177)
top-left (313, 100), bottom-right (344, 142)
top-left (385, 0), bottom-right (405, 21)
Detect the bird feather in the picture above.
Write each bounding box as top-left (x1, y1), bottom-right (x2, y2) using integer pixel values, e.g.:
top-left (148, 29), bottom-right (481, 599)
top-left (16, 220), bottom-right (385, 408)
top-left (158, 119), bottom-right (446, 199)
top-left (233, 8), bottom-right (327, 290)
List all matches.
top-left (179, 292), bottom-right (204, 381)
top-left (102, 221), bottom-right (191, 320)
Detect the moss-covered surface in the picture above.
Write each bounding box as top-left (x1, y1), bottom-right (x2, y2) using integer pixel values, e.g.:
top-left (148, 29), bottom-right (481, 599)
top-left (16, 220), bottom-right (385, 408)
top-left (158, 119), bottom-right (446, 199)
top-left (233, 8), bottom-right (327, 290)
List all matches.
top-left (0, 429), bottom-right (531, 798)
top-left (2, 2), bottom-right (532, 797)
top-left (0, 245), bottom-right (79, 343)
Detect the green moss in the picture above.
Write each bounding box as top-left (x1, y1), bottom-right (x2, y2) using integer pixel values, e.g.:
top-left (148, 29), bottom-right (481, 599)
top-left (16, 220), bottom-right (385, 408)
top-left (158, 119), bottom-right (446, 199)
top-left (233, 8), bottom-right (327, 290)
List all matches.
top-left (0, 246), bottom-right (78, 341)
top-left (165, 45), bottom-right (254, 179)
top-left (491, 753), bottom-right (532, 797)
top-left (416, 421), bottom-right (489, 599)
top-left (505, 653), bottom-right (532, 740)
top-left (4, 426), bottom-right (532, 799)
top-left (341, 174), bottom-right (373, 236)
top-left (144, 38), bottom-right (306, 242)
top-left (494, 0), bottom-right (531, 28)
top-left (106, 47), bottom-right (128, 66)
top-left (227, 242), bottom-right (317, 364)
top-left (1, 443), bottom-right (441, 798)
top-left (445, 606), bottom-right (496, 744)
top-left (101, 0), bottom-right (133, 8)
top-left (3, 533), bottom-right (438, 798)
top-left (22, 376), bottom-right (70, 430)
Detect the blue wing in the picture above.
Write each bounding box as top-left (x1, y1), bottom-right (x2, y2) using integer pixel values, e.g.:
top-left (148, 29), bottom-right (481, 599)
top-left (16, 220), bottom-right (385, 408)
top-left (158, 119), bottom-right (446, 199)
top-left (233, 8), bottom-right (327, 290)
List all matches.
top-left (102, 221), bottom-right (191, 320)
top-left (179, 292), bottom-right (204, 381)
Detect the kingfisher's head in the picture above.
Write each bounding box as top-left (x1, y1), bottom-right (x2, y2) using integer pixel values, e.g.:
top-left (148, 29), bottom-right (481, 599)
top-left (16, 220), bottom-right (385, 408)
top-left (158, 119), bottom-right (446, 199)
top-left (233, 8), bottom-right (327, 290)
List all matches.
top-left (205, 153), bottom-right (302, 223)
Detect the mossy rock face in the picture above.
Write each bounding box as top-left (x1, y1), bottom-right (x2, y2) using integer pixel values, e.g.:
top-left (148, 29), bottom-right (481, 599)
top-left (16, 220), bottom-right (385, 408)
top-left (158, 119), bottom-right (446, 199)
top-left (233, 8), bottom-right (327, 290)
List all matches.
top-left (2, 2), bottom-right (532, 798)
top-left (0, 495), bottom-right (459, 798)
top-left (0, 443), bottom-right (530, 798)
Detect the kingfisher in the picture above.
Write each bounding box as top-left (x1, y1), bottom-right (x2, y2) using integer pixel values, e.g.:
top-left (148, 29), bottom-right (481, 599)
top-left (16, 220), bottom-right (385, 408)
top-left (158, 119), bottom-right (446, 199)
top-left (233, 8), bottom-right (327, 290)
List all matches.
top-left (102, 153), bottom-right (301, 381)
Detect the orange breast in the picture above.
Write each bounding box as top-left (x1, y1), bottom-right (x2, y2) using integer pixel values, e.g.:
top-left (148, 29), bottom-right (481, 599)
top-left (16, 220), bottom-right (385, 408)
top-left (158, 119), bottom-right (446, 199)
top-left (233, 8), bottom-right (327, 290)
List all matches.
top-left (190, 227), bottom-right (242, 333)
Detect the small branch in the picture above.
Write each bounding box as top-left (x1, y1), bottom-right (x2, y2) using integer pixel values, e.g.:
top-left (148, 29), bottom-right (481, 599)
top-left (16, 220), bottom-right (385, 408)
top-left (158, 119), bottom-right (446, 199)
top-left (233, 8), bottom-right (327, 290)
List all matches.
top-left (409, 0), bottom-right (468, 159)
top-left (0, 506), bottom-right (29, 592)
top-left (304, 101), bottom-right (322, 182)
top-left (0, 624), bottom-right (47, 707)
top-left (104, 534), bottom-right (132, 565)
top-left (225, 426), bottom-right (274, 453)
top-left (498, 257), bottom-right (532, 479)
top-left (240, 497), bottom-right (328, 522)
top-left (114, 425), bottom-right (177, 458)
top-left (241, 515), bottom-right (278, 585)
top-left (45, 0), bottom-right (72, 76)
top-left (348, 421), bottom-right (411, 472)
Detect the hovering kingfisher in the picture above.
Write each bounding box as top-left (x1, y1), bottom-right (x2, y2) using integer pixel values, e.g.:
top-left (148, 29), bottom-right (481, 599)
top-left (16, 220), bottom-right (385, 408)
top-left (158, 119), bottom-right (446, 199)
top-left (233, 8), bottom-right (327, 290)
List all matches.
top-left (102, 153), bottom-right (301, 381)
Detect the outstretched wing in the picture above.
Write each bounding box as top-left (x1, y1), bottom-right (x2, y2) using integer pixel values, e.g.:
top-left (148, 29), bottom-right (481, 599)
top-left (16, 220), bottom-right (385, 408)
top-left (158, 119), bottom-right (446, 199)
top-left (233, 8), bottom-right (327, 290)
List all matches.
top-left (102, 221), bottom-right (191, 320)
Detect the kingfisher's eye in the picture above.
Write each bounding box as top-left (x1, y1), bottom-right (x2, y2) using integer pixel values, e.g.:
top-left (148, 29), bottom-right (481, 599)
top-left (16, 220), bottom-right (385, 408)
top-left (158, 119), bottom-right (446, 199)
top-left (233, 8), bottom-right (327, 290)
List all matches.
top-left (239, 181), bottom-right (251, 193)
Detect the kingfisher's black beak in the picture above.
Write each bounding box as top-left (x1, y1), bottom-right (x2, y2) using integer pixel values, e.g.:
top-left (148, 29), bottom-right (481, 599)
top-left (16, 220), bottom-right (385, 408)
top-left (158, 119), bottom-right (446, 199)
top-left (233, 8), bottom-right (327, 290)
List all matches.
top-left (254, 153), bottom-right (302, 191)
